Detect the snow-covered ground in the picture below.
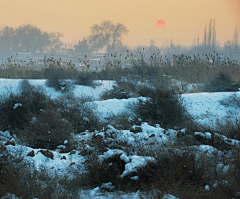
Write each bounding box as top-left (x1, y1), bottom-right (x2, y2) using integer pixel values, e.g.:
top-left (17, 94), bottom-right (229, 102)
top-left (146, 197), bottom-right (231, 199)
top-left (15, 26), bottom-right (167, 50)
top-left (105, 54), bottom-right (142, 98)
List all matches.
top-left (0, 78), bottom-right (239, 124)
top-left (0, 79), bottom-right (240, 199)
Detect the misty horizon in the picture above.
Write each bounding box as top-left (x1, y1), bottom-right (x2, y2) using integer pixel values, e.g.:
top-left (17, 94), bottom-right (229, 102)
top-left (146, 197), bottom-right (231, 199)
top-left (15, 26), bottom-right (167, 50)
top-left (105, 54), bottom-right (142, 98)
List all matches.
top-left (0, 0), bottom-right (239, 48)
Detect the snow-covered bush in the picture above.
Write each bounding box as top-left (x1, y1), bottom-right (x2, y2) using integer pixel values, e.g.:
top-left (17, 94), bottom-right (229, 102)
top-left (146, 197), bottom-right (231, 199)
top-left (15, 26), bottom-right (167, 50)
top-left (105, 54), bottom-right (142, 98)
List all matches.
top-left (46, 78), bottom-right (74, 92)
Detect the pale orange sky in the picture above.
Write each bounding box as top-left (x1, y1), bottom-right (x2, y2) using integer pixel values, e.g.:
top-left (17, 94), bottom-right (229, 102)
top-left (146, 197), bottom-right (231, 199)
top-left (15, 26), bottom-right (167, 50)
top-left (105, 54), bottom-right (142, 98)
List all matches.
top-left (0, 0), bottom-right (239, 47)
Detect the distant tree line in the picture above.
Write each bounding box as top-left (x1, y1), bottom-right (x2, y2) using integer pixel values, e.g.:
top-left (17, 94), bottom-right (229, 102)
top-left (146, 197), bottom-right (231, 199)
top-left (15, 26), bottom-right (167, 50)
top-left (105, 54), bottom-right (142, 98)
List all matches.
top-left (224, 27), bottom-right (239, 53)
top-left (1, 20), bottom-right (238, 56)
top-left (0, 24), bottom-right (63, 53)
top-left (190, 19), bottom-right (239, 54)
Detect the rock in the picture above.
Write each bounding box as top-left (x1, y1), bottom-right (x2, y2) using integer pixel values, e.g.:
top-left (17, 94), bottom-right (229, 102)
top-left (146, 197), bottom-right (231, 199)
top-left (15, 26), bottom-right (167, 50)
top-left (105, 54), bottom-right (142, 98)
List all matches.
top-left (61, 156), bottom-right (66, 160)
top-left (27, 150), bottom-right (35, 157)
top-left (39, 150), bottom-right (54, 159)
top-left (69, 150), bottom-right (76, 155)
top-left (4, 139), bottom-right (15, 146)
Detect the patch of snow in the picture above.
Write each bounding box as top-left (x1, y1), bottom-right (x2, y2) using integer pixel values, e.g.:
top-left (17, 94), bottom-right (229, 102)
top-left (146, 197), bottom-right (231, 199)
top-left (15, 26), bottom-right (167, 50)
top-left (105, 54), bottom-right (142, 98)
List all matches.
top-left (162, 194), bottom-right (179, 199)
top-left (130, 176), bottom-right (139, 180)
top-left (13, 103), bottom-right (22, 109)
top-left (30, 117), bottom-right (37, 123)
top-left (195, 132), bottom-right (211, 139)
top-left (120, 154), bottom-right (130, 163)
top-left (100, 182), bottom-right (115, 191)
top-left (57, 145), bottom-right (66, 149)
top-left (205, 185), bottom-right (209, 191)
top-left (99, 149), bottom-right (127, 163)
top-left (1, 193), bottom-right (19, 199)
top-left (198, 145), bottom-right (222, 157)
top-left (0, 131), bottom-right (12, 140)
top-left (121, 155), bottom-right (155, 178)
top-left (83, 117), bottom-right (89, 122)
top-left (215, 133), bottom-right (240, 146)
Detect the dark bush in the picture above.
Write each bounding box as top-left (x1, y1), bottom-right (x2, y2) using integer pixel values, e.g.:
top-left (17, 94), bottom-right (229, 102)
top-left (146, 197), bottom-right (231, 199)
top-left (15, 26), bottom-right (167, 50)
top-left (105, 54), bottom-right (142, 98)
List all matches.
top-left (85, 154), bottom-right (126, 188)
top-left (100, 77), bottom-right (150, 100)
top-left (0, 149), bottom-right (79, 198)
top-left (0, 80), bottom-right (54, 131)
top-left (127, 87), bottom-right (188, 129)
top-left (100, 84), bottom-right (131, 100)
top-left (46, 78), bottom-right (61, 91)
top-left (205, 72), bottom-right (239, 92)
top-left (74, 72), bottom-right (95, 86)
top-left (55, 94), bottom-right (101, 133)
top-left (22, 108), bottom-right (73, 150)
top-left (0, 80), bottom-right (74, 149)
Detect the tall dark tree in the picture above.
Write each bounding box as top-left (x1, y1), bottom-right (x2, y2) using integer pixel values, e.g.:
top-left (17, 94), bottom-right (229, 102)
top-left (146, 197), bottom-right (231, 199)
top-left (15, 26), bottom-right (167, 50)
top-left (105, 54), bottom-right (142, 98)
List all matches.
top-left (203, 24), bottom-right (207, 47)
top-left (207, 19), bottom-right (212, 47)
top-left (202, 19), bottom-right (217, 50)
top-left (233, 26), bottom-right (239, 51)
top-left (212, 20), bottom-right (216, 48)
top-left (89, 21), bottom-right (129, 53)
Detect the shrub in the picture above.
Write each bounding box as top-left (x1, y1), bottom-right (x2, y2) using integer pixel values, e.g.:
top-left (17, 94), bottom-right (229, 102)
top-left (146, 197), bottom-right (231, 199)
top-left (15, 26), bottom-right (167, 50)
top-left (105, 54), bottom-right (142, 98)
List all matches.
top-left (45, 79), bottom-right (74, 92)
top-left (0, 149), bottom-right (79, 198)
top-left (0, 80), bottom-right (53, 131)
top-left (0, 80), bottom-right (74, 149)
top-left (74, 72), bottom-right (96, 87)
top-left (55, 94), bottom-right (101, 133)
top-left (220, 93), bottom-right (240, 107)
top-left (127, 87), bottom-right (189, 129)
top-left (204, 72), bottom-right (239, 92)
top-left (21, 108), bottom-right (74, 150)
top-left (100, 84), bottom-right (131, 100)
top-left (45, 78), bottom-right (61, 91)
top-left (100, 77), bottom-right (152, 100)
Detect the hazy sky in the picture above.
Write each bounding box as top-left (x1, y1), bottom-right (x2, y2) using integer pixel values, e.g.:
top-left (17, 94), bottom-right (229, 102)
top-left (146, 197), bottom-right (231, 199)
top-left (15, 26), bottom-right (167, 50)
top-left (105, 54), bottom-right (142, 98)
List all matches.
top-left (0, 0), bottom-right (239, 47)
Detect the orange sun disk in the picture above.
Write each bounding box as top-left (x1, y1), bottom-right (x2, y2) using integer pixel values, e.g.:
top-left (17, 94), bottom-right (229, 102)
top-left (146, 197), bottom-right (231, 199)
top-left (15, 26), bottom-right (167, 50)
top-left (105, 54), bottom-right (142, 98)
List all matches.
top-left (156, 20), bottom-right (166, 28)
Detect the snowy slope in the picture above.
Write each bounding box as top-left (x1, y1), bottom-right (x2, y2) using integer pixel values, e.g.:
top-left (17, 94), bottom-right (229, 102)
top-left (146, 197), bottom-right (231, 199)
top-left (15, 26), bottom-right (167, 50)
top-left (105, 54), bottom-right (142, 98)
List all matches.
top-left (1, 79), bottom-right (240, 198)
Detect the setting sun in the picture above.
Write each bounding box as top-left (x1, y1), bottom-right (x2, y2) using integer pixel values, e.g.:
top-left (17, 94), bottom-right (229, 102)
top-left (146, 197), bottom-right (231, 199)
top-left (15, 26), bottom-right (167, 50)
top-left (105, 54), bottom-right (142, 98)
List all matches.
top-left (156, 20), bottom-right (166, 28)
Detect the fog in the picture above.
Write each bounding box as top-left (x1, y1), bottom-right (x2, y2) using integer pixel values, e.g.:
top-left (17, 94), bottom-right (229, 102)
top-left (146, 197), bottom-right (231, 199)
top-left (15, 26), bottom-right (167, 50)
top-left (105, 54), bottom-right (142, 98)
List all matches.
top-left (0, 0), bottom-right (239, 62)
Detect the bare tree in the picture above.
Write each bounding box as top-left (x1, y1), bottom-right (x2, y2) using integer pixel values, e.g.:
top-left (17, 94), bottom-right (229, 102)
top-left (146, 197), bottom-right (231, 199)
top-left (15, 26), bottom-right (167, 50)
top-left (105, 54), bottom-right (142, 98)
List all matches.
top-left (203, 24), bottom-right (207, 47)
top-left (202, 19), bottom-right (217, 50)
top-left (49, 32), bottom-right (64, 53)
top-left (207, 19), bottom-right (212, 47)
top-left (89, 21), bottom-right (129, 53)
top-left (233, 26), bottom-right (239, 51)
top-left (13, 24), bottom-right (45, 52)
top-left (0, 26), bottom-right (15, 53)
top-left (212, 20), bottom-right (216, 48)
